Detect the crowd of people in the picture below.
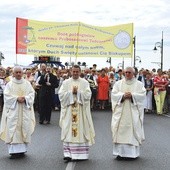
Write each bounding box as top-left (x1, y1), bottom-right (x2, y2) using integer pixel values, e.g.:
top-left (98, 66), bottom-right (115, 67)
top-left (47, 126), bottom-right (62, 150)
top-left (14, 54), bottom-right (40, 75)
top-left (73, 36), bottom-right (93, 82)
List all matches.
top-left (0, 63), bottom-right (168, 114)
top-left (0, 63), bottom-right (170, 161)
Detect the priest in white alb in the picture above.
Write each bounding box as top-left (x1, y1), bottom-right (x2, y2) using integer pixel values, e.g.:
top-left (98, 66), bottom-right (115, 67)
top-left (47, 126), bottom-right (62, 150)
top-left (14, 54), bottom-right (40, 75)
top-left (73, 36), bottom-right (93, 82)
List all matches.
top-left (0, 66), bottom-right (35, 159)
top-left (58, 65), bottom-right (95, 162)
top-left (111, 67), bottom-right (146, 160)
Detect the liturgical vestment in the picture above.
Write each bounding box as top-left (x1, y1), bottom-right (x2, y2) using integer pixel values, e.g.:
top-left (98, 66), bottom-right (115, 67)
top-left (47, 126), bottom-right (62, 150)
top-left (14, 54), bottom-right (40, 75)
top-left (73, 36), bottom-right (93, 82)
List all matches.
top-left (0, 78), bottom-right (35, 154)
top-left (111, 78), bottom-right (146, 158)
top-left (58, 77), bottom-right (95, 160)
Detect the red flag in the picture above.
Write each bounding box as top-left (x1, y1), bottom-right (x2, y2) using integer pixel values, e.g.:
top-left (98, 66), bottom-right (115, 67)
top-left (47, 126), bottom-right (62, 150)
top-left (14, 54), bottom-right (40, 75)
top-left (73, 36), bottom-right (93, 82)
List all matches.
top-left (16, 17), bottom-right (28, 54)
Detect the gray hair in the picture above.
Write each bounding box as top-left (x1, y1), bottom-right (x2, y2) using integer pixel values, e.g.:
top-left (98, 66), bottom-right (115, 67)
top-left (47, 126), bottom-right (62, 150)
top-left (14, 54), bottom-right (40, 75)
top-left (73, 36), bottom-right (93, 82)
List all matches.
top-left (13, 66), bottom-right (23, 73)
top-left (125, 67), bottom-right (135, 74)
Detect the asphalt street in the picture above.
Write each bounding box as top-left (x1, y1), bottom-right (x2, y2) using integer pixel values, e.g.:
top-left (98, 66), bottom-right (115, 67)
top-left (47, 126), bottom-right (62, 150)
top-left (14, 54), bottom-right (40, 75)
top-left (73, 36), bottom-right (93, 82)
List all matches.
top-left (0, 110), bottom-right (170, 170)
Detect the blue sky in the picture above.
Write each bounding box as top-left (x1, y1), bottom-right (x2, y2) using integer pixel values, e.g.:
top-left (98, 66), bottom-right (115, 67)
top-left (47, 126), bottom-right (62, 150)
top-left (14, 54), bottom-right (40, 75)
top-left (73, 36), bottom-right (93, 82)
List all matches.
top-left (0, 0), bottom-right (170, 70)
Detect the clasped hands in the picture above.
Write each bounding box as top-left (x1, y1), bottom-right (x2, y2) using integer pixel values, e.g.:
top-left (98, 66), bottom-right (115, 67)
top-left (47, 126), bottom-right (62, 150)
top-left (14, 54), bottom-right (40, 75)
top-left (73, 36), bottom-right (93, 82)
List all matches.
top-left (45, 74), bottom-right (51, 86)
top-left (72, 86), bottom-right (78, 94)
top-left (123, 92), bottom-right (132, 100)
top-left (17, 96), bottom-right (25, 103)
top-left (46, 82), bottom-right (51, 86)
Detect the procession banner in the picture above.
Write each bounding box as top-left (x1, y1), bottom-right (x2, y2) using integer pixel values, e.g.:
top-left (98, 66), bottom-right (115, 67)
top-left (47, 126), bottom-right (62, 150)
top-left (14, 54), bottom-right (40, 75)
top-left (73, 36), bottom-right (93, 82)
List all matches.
top-left (16, 18), bottom-right (133, 58)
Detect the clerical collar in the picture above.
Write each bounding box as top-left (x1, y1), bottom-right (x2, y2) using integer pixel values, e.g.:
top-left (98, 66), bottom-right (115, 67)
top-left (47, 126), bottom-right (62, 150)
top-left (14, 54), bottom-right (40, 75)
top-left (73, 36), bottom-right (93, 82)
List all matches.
top-left (72, 77), bottom-right (80, 81)
top-left (124, 77), bottom-right (136, 85)
top-left (12, 77), bottom-right (24, 84)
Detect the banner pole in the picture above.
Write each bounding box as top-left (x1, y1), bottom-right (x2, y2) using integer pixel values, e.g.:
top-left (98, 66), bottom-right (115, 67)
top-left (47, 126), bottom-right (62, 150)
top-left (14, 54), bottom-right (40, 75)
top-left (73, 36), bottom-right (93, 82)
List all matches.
top-left (16, 18), bottom-right (18, 65)
top-left (75, 22), bottom-right (80, 64)
top-left (16, 54), bottom-right (18, 64)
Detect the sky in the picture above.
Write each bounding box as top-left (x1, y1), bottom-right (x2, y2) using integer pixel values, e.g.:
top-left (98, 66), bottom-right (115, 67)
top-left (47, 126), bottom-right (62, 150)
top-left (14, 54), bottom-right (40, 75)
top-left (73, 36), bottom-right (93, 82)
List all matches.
top-left (0, 0), bottom-right (170, 70)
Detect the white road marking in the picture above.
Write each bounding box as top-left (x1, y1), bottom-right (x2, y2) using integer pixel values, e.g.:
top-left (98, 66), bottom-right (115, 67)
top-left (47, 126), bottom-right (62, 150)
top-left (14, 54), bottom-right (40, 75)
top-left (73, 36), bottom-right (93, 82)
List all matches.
top-left (65, 162), bottom-right (76, 170)
top-left (162, 114), bottom-right (170, 118)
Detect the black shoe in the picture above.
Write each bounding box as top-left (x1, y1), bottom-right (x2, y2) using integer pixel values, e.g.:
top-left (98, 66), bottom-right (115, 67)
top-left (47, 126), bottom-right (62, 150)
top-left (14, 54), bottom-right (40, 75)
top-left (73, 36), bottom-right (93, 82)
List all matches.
top-left (10, 154), bottom-right (18, 159)
top-left (9, 153), bottom-right (25, 159)
top-left (72, 159), bottom-right (88, 162)
top-left (39, 121), bottom-right (43, 124)
top-left (116, 155), bottom-right (124, 160)
top-left (63, 157), bottom-right (72, 162)
top-left (116, 155), bottom-right (137, 161)
top-left (18, 152), bottom-right (25, 157)
top-left (43, 121), bottom-right (50, 125)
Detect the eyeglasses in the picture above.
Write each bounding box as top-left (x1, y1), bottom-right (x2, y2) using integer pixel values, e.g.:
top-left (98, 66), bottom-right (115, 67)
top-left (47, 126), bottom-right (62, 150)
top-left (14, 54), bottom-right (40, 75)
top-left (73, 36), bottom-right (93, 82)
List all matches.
top-left (125, 71), bottom-right (132, 74)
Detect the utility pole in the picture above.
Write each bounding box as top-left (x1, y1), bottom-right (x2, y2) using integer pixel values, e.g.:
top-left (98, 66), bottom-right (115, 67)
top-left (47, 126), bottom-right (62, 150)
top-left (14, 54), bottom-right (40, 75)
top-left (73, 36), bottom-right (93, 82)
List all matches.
top-left (0, 52), bottom-right (4, 66)
top-left (133, 36), bottom-right (136, 68)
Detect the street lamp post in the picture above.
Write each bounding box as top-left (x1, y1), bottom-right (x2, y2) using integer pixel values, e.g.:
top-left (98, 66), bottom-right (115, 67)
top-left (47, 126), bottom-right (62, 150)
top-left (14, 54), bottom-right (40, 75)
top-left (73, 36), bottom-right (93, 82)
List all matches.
top-left (136, 56), bottom-right (141, 63)
top-left (106, 57), bottom-right (111, 66)
top-left (151, 62), bottom-right (161, 68)
top-left (65, 61), bottom-right (87, 68)
top-left (65, 61), bottom-right (74, 68)
top-left (0, 51), bottom-right (5, 65)
top-left (122, 57), bottom-right (125, 69)
top-left (117, 63), bottom-right (122, 69)
top-left (133, 36), bottom-right (136, 67)
top-left (153, 31), bottom-right (163, 70)
top-left (134, 55), bottom-right (141, 68)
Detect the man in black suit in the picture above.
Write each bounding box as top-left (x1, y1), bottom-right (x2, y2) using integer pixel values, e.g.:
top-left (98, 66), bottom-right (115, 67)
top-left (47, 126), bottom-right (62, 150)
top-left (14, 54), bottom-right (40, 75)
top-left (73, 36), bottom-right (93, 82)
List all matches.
top-left (138, 69), bottom-right (148, 83)
top-left (38, 66), bottom-right (59, 124)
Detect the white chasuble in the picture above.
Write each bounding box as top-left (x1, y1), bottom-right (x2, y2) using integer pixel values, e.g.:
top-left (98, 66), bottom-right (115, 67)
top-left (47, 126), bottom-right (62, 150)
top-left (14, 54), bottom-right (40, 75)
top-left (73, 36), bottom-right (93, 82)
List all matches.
top-left (0, 78), bottom-right (35, 144)
top-left (111, 78), bottom-right (146, 146)
top-left (59, 77), bottom-right (95, 145)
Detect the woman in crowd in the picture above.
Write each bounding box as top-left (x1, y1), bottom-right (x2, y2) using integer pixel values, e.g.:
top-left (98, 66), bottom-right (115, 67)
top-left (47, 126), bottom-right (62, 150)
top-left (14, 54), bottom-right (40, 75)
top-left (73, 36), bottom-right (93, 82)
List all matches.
top-left (87, 69), bottom-right (98, 110)
top-left (165, 71), bottom-right (170, 112)
top-left (97, 68), bottom-right (109, 110)
top-left (54, 69), bottom-right (63, 110)
top-left (153, 69), bottom-right (169, 115)
top-left (109, 72), bottom-right (116, 103)
top-left (144, 72), bottom-right (154, 113)
top-left (24, 69), bottom-right (35, 85)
